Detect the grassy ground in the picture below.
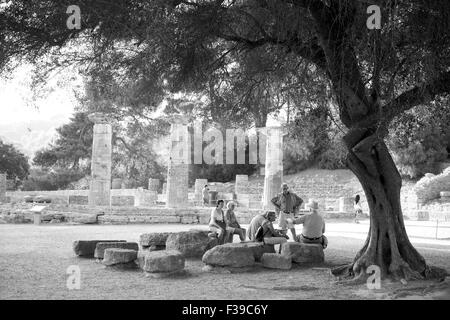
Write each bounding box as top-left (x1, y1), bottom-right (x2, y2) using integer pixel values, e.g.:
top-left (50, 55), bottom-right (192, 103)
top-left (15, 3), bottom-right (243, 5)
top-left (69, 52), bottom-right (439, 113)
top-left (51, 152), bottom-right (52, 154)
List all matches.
top-left (0, 222), bottom-right (449, 300)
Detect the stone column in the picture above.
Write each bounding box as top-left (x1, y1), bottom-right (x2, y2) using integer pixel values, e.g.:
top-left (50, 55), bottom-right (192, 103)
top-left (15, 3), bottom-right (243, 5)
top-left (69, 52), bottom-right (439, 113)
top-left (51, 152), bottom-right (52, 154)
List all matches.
top-left (88, 113), bottom-right (112, 206)
top-left (262, 127), bottom-right (284, 210)
top-left (166, 115), bottom-right (190, 208)
top-left (148, 178), bottom-right (160, 192)
top-left (0, 173), bottom-right (6, 203)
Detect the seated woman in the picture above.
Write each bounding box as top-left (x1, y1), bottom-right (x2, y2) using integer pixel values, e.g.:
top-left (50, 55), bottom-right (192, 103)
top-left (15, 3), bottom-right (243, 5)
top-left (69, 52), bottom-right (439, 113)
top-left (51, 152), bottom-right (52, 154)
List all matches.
top-left (224, 202), bottom-right (246, 242)
top-left (294, 199), bottom-right (328, 249)
top-left (208, 199), bottom-right (228, 244)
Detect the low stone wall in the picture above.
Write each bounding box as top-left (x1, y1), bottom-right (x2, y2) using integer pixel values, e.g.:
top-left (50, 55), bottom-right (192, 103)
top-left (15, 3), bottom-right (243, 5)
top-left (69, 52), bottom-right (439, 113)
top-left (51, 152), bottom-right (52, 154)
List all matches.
top-left (5, 189), bottom-right (157, 207)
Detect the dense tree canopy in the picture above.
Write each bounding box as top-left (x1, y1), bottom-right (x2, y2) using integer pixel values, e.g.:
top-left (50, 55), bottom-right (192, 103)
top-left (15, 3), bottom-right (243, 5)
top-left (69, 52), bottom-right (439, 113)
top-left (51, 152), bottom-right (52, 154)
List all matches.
top-left (2, 0), bottom-right (450, 281)
top-left (0, 139), bottom-right (30, 184)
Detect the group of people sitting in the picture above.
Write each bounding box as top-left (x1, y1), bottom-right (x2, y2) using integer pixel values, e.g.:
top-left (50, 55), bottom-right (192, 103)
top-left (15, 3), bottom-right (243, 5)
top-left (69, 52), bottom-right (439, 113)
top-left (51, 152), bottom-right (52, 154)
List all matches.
top-left (208, 183), bottom-right (328, 249)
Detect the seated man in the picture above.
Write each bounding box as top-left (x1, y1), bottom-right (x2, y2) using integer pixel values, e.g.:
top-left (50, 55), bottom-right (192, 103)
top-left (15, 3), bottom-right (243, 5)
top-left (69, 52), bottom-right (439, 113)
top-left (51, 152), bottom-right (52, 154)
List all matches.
top-left (224, 201), bottom-right (246, 242)
top-left (294, 200), bottom-right (328, 249)
top-left (247, 211), bottom-right (288, 248)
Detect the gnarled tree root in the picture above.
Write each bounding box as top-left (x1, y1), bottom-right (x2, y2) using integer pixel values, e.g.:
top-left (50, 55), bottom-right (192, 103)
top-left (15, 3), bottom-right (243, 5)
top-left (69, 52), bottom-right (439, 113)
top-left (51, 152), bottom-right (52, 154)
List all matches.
top-left (331, 262), bottom-right (448, 285)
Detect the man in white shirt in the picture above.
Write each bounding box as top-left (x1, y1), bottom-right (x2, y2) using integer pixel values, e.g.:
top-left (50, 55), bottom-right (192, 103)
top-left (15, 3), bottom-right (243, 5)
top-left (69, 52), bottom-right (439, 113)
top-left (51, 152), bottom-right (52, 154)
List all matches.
top-left (295, 199), bottom-right (328, 249)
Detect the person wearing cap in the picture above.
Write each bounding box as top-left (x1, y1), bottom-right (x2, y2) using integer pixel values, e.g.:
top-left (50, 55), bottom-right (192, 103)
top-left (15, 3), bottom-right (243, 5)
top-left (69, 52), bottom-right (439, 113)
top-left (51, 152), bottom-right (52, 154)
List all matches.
top-left (271, 183), bottom-right (304, 242)
top-left (247, 211), bottom-right (288, 250)
top-left (224, 201), bottom-right (246, 242)
top-left (294, 199), bottom-right (328, 249)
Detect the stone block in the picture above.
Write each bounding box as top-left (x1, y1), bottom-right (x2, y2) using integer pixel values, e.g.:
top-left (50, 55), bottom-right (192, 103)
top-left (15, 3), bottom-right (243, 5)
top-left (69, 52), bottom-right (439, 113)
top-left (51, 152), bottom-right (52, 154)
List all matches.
top-left (222, 242), bottom-right (275, 262)
top-left (111, 196), bottom-right (135, 206)
top-left (166, 230), bottom-right (217, 258)
top-left (180, 214), bottom-right (199, 224)
top-left (73, 240), bottom-right (126, 257)
top-left (68, 213), bottom-right (98, 224)
top-left (0, 173), bottom-right (6, 203)
top-left (94, 242), bottom-right (139, 259)
top-left (140, 232), bottom-right (173, 247)
top-left (69, 195), bottom-right (89, 205)
top-left (198, 213), bottom-right (211, 225)
top-left (261, 253), bottom-right (292, 270)
top-left (148, 178), bottom-right (160, 192)
top-left (97, 215), bottom-right (129, 224)
top-left (202, 243), bottom-right (255, 268)
top-left (417, 210), bottom-right (430, 221)
top-left (281, 242), bottom-right (324, 263)
top-left (142, 245), bottom-right (166, 252)
top-left (102, 248), bottom-right (138, 266)
top-left (440, 191), bottom-right (450, 200)
top-left (140, 250), bottom-right (185, 273)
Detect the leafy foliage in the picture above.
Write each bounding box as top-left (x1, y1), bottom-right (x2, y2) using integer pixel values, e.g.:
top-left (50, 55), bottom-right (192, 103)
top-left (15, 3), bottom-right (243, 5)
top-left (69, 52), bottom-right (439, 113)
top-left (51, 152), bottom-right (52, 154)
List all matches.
top-left (21, 167), bottom-right (86, 191)
top-left (388, 97), bottom-right (450, 178)
top-left (0, 139), bottom-right (30, 186)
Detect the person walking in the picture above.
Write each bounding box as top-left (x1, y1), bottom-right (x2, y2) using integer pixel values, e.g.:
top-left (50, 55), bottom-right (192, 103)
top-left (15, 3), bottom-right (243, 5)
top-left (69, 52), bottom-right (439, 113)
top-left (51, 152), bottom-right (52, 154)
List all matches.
top-left (354, 194), bottom-right (363, 224)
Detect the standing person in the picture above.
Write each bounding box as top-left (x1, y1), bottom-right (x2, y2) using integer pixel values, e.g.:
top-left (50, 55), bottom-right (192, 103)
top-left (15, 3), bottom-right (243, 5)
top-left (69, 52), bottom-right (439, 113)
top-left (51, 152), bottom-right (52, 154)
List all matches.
top-left (271, 183), bottom-right (303, 242)
top-left (209, 199), bottom-right (228, 244)
top-left (224, 202), bottom-right (246, 242)
top-left (354, 194), bottom-right (362, 224)
top-left (295, 200), bottom-right (328, 249)
top-left (202, 184), bottom-right (210, 206)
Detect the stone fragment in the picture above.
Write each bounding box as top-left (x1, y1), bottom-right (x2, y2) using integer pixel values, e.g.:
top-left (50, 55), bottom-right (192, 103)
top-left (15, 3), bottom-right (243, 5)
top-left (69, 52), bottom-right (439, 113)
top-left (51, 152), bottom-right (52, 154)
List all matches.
top-left (202, 243), bottom-right (255, 268)
top-left (166, 231), bottom-right (218, 258)
top-left (261, 253), bottom-right (292, 270)
top-left (73, 240), bottom-right (126, 257)
top-left (140, 250), bottom-right (185, 273)
top-left (221, 242), bottom-right (275, 262)
top-left (102, 248), bottom-right (138, 266)
top-left (281, 242), bottom-right (324, 263)
top-left (94, 242), bottom-right (139, 259)
top-left (139, 232), bottom-right (173, 247)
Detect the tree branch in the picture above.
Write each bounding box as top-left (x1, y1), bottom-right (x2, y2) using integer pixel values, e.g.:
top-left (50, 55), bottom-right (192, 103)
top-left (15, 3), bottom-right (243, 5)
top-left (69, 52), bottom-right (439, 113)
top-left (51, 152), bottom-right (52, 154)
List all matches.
top-left (382, 70), bottom-right (450, 122)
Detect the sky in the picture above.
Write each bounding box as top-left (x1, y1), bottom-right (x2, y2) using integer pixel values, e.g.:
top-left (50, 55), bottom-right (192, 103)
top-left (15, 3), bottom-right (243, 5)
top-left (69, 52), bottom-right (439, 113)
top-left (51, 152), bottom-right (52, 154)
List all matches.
top-left (0, 63), bottom-right (287, 162)
top-left (0, 64), bottom-right (78, 158)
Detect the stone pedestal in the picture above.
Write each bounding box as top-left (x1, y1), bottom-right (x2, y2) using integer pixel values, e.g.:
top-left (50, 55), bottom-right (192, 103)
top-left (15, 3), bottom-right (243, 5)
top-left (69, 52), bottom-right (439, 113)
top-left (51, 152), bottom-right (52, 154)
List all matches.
top-left (0, 173), bottom-right (6, 203)
top-left (262, 127), bottom-right (284, 210)
top-left (111, 178), bottom-right (122, 189)
top-left (166, 115), bottom-right (190, 208)
top-left (235, 175), bottom-right (249, 194)
top-left (195, 179), bottom-right (208, 200)
top-left (88, 113), bottom-right (112, 207)
top-left (148, 179), bottom-right (160, 192)
top-left (338, 197), bottom-right (354, 213)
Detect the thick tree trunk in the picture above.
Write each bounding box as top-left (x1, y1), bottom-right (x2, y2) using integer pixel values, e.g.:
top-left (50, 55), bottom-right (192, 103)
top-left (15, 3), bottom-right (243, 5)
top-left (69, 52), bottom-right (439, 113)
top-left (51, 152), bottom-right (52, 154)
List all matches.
top-left (331, 129), bottom-right (447, 282)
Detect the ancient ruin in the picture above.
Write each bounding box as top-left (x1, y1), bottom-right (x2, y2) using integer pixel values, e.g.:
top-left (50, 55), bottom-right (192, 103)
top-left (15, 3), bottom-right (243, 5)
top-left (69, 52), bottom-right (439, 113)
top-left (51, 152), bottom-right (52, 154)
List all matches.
top-left (88, 112), bottom-right (112, 207)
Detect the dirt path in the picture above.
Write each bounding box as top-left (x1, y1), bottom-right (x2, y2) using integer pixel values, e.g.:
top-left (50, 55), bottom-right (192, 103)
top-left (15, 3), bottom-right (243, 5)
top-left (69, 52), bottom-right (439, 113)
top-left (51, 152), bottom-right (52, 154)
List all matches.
top-left (0, 224), bottom-right (449, 300)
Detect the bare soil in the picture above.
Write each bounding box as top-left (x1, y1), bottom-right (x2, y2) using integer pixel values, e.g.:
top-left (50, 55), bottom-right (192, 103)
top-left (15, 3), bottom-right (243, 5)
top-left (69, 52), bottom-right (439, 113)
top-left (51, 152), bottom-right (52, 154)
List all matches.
top-left (0, 223), bottom-right (449, 300)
